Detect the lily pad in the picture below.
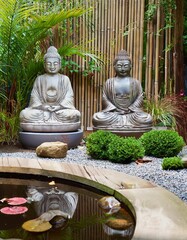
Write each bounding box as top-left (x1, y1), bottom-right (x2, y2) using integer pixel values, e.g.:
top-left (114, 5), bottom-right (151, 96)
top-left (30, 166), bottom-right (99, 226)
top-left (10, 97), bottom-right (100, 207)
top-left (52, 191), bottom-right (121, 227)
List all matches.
top-left (7, 197), bottom-right (27, 206)
top-left (0, 206), bottom-right (28, 215)
top-left (22, 219), bottom-right (52, 232)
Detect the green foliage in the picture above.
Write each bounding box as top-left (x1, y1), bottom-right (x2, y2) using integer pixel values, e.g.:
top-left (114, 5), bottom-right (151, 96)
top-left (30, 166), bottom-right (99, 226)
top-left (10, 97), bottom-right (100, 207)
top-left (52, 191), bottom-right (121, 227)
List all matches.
top-left (0, 111), bottom-right (20, 144)
top-left (144, 97), bottom-right (176, 128)
top-left (108, 137), bottom-right (145, 164)
top-left (145, 0), bottom-right (176, 29)
top-left (162, 157), bottom-right (184, 170)
top-left (140, 130), bottom-right (185, 158)
top-left (144, 95), bottom-right (187, 143)
top-left (0, 0), bottom-right (102, 144)
top-left (86, 130), bottom-right (118, 159)
top-left (86, 130), bottom-right (145, 163)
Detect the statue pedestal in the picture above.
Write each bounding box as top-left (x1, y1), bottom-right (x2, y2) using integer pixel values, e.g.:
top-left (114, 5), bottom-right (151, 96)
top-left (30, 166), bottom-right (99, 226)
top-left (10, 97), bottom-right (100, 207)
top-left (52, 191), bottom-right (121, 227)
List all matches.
top-left (93, 127), bottom-right (153, 138)
top-left (19, 130), bottom-right (83, 149)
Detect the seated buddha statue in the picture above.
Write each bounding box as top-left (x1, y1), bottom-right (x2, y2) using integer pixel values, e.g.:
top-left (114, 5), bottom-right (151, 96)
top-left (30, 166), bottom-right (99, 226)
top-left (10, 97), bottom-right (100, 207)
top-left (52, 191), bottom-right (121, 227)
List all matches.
top-left (20, 46), bottom-right (81, 132)
top-left (92, 50), bottom-right (152, 130)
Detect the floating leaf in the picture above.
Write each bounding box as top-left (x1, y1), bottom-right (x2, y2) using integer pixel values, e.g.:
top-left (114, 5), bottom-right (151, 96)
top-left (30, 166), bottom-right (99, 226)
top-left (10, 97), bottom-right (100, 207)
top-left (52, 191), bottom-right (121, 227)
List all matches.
top-left (22, 219), bottom-right (52, 232)
top-left (7, 197), bottom-right (27, 205)
top-left (22, 210), bottom-right (70, 232)
top-left (0, 206), bottom-right (28, 215)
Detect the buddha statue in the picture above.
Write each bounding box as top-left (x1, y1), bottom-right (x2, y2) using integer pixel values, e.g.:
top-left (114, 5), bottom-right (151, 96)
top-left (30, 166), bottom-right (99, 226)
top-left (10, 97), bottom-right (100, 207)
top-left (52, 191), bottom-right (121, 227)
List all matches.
top-left (93, 50), bottom-right (152, 131)
top-left (20, 46), bottom-right (81, 132)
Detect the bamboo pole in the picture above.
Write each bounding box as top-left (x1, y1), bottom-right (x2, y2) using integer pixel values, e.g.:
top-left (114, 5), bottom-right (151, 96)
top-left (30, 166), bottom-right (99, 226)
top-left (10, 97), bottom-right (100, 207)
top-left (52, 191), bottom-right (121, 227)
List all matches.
top-left (138, 0), bottom-right (145, 83)
top-left (154, 0), bottom-right (161, 103)
top-left (145, 0), bottom-right (154, 100)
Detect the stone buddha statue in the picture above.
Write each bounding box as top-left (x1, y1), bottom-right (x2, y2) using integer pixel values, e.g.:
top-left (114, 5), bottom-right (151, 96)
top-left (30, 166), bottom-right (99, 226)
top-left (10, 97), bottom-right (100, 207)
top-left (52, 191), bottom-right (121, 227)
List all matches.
top-left (20, 46), bottom-right (81, 132)
top-left (93, 50), bottom-right (152, 131)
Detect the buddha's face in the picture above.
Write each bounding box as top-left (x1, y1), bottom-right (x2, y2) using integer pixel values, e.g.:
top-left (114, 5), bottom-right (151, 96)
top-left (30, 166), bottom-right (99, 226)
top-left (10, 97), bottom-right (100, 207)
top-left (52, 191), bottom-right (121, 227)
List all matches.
top-left (44, 57), bottom-right (61, 74)
top-left (114, 60), bottom-right (131, 77)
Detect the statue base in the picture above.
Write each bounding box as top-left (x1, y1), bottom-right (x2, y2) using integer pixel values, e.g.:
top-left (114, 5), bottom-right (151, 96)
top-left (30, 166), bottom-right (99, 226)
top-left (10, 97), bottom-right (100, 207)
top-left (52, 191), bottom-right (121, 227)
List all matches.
top-left (20, 122), bottom-right (81, 132)
top-left (93, 127), bottom-right (152, 138)
top-left (19, 129), bottom-right (83, 149)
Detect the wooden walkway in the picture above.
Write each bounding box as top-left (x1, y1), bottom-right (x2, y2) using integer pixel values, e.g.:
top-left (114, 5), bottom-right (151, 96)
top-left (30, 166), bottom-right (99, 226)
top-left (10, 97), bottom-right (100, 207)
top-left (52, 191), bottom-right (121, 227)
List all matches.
top-left (0, 156), bottom-right (187, 240)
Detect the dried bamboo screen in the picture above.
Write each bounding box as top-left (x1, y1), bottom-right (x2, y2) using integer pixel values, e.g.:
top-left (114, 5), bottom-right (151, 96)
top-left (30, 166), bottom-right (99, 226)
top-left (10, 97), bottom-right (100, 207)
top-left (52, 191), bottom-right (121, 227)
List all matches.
top-left (51, 0), bottom-right (177, 131)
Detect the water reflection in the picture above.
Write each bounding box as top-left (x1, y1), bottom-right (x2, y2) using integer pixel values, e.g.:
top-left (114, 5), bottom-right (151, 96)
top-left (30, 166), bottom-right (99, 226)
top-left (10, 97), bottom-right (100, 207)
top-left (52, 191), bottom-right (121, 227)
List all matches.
top-left (27, 186), bottom-right (78, 219)
top-left (0, 177), bottom-right (135, 240)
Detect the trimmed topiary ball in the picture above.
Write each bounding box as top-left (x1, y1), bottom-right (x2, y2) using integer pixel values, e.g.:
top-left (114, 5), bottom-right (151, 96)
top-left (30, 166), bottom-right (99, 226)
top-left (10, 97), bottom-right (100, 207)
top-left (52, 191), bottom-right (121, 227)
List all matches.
top-left (108, 137), bottom-right (145, 163)
top-left (139, 129), bottom-right (185, 158)
top-left (86, 130), bottom-right (118, 159)
top-left (162, 157), bottom-right (184, 170)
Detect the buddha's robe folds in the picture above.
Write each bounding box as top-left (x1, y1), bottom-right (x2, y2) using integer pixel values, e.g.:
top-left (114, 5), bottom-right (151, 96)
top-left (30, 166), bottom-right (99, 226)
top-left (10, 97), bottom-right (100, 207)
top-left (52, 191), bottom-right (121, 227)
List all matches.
top-left (93, 77), bottom-right (152, 128)
top-left (20, 74), bottom-right (80, 123)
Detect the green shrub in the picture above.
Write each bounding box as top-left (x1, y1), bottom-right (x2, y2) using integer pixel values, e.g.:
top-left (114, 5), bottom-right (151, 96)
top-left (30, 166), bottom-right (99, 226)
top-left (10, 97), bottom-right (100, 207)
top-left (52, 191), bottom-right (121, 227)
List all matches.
top-left (86, 130), bottom-right (118, 159)
top-left (162, 157), bottom-right (184, 170)
top-left (139, 130), bottom-right (185, 158)
top-left (108, 137), bottom-right (145, 163)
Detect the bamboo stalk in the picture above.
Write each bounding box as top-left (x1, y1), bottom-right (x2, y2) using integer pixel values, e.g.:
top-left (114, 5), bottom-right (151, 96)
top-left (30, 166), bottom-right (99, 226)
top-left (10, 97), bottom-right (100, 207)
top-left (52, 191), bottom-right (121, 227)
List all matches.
top-left (138, 0), bottom-right (145, 83)
top-left (154, 0), bottom-right (161, 103)
top-left (134, 0), bottom-right (138, 78)
top-left (145, 0), bottom-right (154, 100)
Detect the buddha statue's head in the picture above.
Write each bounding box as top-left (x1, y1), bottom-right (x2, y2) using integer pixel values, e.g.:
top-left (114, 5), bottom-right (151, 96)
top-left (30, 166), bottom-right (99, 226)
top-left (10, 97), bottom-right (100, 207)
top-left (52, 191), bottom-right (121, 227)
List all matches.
top-left (113, 50), bottom-right (132, 77)
top-left (44, 46), bottom-right (61, 74)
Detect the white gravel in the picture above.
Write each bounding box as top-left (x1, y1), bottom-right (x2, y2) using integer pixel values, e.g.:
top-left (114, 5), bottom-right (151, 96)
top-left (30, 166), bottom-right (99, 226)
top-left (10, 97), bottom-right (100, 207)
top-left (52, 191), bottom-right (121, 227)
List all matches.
top-left (1, 145), bottom-right (187, 203)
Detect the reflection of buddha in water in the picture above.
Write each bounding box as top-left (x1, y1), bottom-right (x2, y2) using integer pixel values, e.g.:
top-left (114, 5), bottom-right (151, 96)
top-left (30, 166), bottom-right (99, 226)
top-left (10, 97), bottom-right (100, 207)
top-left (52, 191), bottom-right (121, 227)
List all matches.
top-left (27, 187), bottom-right (78, 218)
top-left (93, 50), bottom-right (152, 129)
top-left (19, 46), bottom-right (81, 131)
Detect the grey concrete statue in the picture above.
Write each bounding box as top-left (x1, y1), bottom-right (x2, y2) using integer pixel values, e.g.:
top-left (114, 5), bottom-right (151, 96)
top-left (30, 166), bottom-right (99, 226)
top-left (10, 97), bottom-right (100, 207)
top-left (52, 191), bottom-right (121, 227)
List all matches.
top-left (20, 46), bottom-right (81, 132)
top-left (93, 50), bottom-right (152, 130)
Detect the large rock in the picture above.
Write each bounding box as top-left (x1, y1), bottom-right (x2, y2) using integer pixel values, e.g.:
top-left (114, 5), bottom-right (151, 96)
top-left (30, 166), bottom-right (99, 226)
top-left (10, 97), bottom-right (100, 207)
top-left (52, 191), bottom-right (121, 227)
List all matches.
top-left (36, 142), bottom-right (68, 158)
top-left (106, 218), bottom-right (132, 230)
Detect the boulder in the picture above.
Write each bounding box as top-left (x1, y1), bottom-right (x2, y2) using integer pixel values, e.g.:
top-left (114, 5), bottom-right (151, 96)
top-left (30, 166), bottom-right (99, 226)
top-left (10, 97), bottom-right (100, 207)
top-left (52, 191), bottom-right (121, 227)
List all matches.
top-left (36, 142), bottom-right (68, 158)
top-left (106, 218), bottom-right (132, 230)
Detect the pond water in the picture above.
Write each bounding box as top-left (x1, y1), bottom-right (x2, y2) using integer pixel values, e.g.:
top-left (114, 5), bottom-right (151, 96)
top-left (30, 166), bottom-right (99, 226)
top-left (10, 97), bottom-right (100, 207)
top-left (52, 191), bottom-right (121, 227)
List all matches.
top-left (0, 173), bottom-right (135, 240)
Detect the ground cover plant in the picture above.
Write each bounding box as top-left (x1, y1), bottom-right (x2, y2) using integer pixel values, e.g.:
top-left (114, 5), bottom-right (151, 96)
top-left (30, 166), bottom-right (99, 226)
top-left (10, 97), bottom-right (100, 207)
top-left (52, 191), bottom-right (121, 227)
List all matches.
top-left (139, 129), bottom-right (185, 158)
top-left (162, 157), bottom-right (184, 170)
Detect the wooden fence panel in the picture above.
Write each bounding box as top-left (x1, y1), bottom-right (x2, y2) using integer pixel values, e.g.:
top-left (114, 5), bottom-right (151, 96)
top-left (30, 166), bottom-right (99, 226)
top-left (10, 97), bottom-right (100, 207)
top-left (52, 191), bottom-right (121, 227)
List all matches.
top-left (52, 0), bottom-right (180, 131)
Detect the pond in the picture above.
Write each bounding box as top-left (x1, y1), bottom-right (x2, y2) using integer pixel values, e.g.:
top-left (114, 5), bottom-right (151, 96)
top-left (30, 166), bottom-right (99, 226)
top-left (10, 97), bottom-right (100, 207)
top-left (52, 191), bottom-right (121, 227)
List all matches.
top-left (0, 173), bottom-right (135, 240)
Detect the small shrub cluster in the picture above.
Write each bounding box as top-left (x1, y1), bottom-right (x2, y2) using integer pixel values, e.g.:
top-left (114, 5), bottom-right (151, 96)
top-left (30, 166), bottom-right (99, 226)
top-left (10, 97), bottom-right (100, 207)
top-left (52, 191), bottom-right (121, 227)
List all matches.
top-left (162, 157), bottom-right (184, 170)
top-left (139, 129), bottom-right (185, 158)
top-left (86, 130), bottom-right (144, 163)
top-left (86, 129), bottom-right (185, 169)
top-left (86, 130), bottom-right (118, 159)
top-left (108, 137), bottom-right (145, 163)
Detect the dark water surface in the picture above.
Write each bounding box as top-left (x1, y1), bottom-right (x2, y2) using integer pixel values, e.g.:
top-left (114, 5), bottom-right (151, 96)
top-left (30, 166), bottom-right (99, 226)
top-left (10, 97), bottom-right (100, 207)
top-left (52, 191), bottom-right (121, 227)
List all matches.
top-left (0, 174), bottom-right (135, 240)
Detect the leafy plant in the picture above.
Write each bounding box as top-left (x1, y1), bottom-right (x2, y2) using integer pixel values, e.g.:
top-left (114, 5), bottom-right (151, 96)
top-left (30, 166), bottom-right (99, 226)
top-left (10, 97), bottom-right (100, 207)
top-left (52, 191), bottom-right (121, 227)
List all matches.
top-left (144, 95), bottom-right (187, 143)
top-left (86, 130), bottom-right (118, 159)
top-left (0, 0), bottom-right (87, 110)
top-left (108, 137), bottom-right (145, 163)
top-left (0, 111), bottom-right (20, 144)
top-left (162, 157), bottom-right (184, 170)
top-left (140, 129), bottom-right (185, 158)
top-left (0, 0), bottom-right (102, 144)
top-left (144, 96), bottom-right (176, 128)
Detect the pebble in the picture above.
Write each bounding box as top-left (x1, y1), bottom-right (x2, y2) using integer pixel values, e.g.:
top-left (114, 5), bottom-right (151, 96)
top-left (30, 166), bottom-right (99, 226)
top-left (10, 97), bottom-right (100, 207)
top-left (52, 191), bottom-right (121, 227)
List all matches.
top-left (1, 146), bottom-right (187, 204)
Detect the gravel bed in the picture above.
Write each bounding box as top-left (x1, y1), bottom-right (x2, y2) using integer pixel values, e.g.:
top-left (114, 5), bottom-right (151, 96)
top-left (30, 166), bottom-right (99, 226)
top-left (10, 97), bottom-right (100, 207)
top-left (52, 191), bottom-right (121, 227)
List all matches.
top-left (1, 145), bottom-right (187, 204)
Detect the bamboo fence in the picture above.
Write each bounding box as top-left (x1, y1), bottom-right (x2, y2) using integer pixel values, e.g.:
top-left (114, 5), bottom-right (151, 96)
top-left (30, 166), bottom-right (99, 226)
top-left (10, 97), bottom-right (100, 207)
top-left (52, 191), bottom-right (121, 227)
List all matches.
top-left (41, 0), bottom-right (182, 131)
